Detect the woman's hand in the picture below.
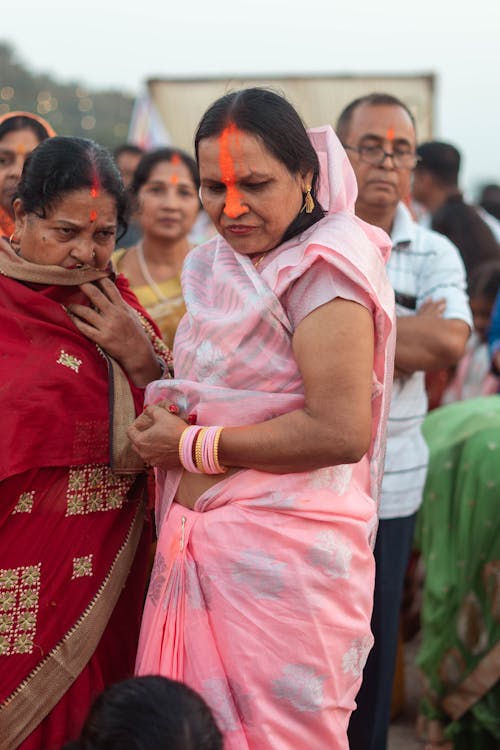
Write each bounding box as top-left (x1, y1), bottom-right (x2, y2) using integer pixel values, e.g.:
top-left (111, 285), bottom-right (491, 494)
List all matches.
top-left (127, 402), bottom-right (186, 468)
top-left (68, 279), bottom-right (162, 386)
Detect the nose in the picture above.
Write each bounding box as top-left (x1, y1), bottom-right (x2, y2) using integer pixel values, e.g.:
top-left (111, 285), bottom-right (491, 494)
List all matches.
top-left (161, 185), bottom-right (184, 211)
top-left (71, 238), bottom-right (96, 265)
top-left (223, 184), bottom-right (249, 219)
top-left (380, 151), bottom-right (396, 169)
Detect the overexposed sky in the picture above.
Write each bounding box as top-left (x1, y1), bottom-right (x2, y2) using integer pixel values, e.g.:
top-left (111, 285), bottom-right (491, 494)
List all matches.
top-left (2, 0), bottom-right (499, 192)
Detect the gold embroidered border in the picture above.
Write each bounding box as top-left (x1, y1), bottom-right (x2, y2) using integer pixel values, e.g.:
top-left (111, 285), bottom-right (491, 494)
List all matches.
top-left (441, 640), bottom-right (500, 720)
top-left (107, 353), bottom-right (145, 474)
top-left (0, 503), bottom-right (145, 750)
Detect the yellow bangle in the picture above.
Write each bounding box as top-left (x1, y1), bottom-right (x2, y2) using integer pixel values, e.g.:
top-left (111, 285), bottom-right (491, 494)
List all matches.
top-left (213, 426), bottom-right (227, 473)
top-left (194, 427), bottom-right (208, 473)
top-left (178, 426), bottom-right (190, 468)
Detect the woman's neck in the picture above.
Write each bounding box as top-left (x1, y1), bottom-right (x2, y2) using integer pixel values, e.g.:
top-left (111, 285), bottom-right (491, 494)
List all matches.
top-left (140, 235), bottom-right (190, 274)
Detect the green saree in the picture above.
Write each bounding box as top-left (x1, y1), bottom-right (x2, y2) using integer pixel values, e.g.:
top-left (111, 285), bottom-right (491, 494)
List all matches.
top-left (415, 395), bottom-right (500, 748)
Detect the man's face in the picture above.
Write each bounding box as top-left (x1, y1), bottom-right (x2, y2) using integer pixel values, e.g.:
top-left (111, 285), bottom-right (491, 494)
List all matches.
top-left (342, 103), bottom-right (416, 214)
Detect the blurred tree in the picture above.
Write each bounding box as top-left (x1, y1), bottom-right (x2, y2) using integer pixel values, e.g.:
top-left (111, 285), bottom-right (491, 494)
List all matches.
top-left (0, 42), bottom-right (134, 149)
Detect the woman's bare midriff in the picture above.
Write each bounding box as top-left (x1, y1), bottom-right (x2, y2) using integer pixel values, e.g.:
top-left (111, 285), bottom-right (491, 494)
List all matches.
top-left (174, 467), bottom-right (240, 510)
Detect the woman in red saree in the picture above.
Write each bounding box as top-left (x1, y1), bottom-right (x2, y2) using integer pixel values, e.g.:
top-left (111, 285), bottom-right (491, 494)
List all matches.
top-left (0, 136), bottom-right (170, 750)
top-left (0, 111), bottom-right (55, 239)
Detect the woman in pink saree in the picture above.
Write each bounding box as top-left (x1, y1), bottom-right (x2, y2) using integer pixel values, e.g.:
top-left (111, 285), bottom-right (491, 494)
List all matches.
top-left (129, 89), bottom-right (395, 749)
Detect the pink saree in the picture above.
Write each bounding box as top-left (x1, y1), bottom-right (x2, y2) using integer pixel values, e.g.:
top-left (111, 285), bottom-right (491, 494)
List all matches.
top-left (136, 126), bottom-right (395, 748)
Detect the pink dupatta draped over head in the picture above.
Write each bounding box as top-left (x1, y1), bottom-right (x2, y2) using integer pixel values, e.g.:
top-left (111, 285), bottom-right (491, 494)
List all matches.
top-left (136, 126), bottom-right (395, 750)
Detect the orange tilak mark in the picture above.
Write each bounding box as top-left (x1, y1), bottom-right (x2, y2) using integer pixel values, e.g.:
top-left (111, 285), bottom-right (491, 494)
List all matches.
top-left (89, 210), bottom-right (97, 222)
top-left (15, 144), bottom-right (27, 155)
top-left (386, 127), bottom-right (395, 142)
top-left (218, 123), bottom-right (249, 219)
top-left (170, 174), bottom-right (179, 185)
top-left (90, 172), bottom-right (101, 199)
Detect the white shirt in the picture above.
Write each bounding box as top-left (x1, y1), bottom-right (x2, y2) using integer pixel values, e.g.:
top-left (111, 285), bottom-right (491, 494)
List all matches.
top-left (380, 203), bottom-right (472, 519)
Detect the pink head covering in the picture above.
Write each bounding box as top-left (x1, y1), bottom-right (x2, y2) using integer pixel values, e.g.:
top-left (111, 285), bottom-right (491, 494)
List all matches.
top-left (308, 125), bottom-right (391, 262)
top-left (0, 110), bottom-right (56, 138)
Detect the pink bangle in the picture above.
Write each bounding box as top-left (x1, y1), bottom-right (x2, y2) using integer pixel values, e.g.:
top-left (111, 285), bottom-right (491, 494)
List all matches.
top-left (201, 426), bottom-right (227, 474)
top-left (178, 426), bottom-right (203, 473)
top-left (202, 426), bottom-right (217, 474)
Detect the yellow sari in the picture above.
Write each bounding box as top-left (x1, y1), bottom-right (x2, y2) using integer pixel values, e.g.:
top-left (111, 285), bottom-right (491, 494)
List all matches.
top-left (113, 248), bottom-right (186, 349)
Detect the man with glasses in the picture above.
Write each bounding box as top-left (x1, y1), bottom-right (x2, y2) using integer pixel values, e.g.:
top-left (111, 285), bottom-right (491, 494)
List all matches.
top-left (336, 93), bottom-right (471, 750)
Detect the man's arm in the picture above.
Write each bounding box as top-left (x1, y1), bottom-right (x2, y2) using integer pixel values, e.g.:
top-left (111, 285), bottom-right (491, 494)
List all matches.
top-left (395, 316), bottom-right (470, 375)
top-left (394, 227), bottom-right (472, 377)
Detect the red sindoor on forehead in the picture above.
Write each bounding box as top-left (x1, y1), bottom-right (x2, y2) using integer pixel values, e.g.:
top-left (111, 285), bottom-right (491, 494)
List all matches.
top-left (218, 123), bottom-right (248, 219)
top-left (386, 128), bottom-right (395, 141)
top-left (90, 170), bottom-right (101, 199)
top-left (89, 210), bottom-right (97, 222)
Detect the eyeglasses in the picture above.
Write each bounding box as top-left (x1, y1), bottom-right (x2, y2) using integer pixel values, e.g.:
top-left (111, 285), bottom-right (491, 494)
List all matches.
top-left (343, 144), bottom-right (420, 170)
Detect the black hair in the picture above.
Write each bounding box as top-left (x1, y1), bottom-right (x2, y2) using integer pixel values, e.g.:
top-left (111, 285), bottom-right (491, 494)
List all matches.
top-left (479, 183), bottom-right (500, 221)
top-left (336, 93), bottom-right (416, 143)
top-left (194, 87), bottom-right (325, 244)
top-left (467, 260), bottom-right (500, 300)
top-left (130, 147), bottom-right (200, 196)
top-left (62, 676), bottom-right (223, 750)
top-left (113, 143), bottom-right (144, 160)
top-left (16, 136), bottom-right (128, 239)
top-left (0, 114), bottom-right (51, 144)
top-left (431, 194), bottom-right (500, 278)
top-left (415, 141), bottom-right (461, 187)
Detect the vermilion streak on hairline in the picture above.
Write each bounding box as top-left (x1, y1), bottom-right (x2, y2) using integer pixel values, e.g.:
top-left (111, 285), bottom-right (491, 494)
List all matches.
top-left (218, 123), bottom-right (248, 218)
top-left (170, 153), bottom-right (180, 184)
top-left (89, 170), bottom-right (101, 221)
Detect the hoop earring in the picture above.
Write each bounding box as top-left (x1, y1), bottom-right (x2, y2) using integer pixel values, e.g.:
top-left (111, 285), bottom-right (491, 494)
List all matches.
top-left (302, 185), bottom-right (315, 214)
top-left (9, 233), bottom-right (21, 255)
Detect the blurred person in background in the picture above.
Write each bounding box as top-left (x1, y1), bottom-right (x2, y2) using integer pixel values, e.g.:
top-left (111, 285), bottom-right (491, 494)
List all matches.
top-left (113, 147), bottom-right (200, 348)
top-left (479, 182), bottom-right (500, 222)
top-left (114, 144), bottom-right (144, 189)
top-left (412, 141), bottom-right (500, 267)
top-left (0, 111), bottom-right (54, 237)
top-left (414, 391), bottom-right (500, 750)
top-left (439, 261), bottom-right (500, 403)
top-left (113, 143), bottom-right (145, 248)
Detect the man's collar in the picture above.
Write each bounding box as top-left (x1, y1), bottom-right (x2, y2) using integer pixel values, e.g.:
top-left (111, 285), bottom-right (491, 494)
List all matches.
top-left (391, 202), bottom-right (416, 247)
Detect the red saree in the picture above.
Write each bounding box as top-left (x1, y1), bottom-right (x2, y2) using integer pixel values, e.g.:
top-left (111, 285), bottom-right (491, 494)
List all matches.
top-left (0, 241), bottom-right (170, 750)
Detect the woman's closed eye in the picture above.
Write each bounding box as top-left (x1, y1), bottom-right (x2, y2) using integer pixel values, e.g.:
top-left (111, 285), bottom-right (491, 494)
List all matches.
top-left (94, 230), bottom-right (116, 243)
top-left (242, 181), bottom-right (270, 191)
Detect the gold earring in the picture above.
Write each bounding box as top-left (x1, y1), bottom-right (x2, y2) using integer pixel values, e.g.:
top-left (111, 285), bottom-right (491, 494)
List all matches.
top-left (302, 185), bottom-right (315, 214)
top-left (9, 233), bottom-right (21, 254)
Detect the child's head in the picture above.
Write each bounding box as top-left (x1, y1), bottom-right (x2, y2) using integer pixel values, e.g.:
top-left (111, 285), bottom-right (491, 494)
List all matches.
top-left (468, 261), bottom-right (500, 342)
top-left (65, 676), bottom-right (223, 750)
